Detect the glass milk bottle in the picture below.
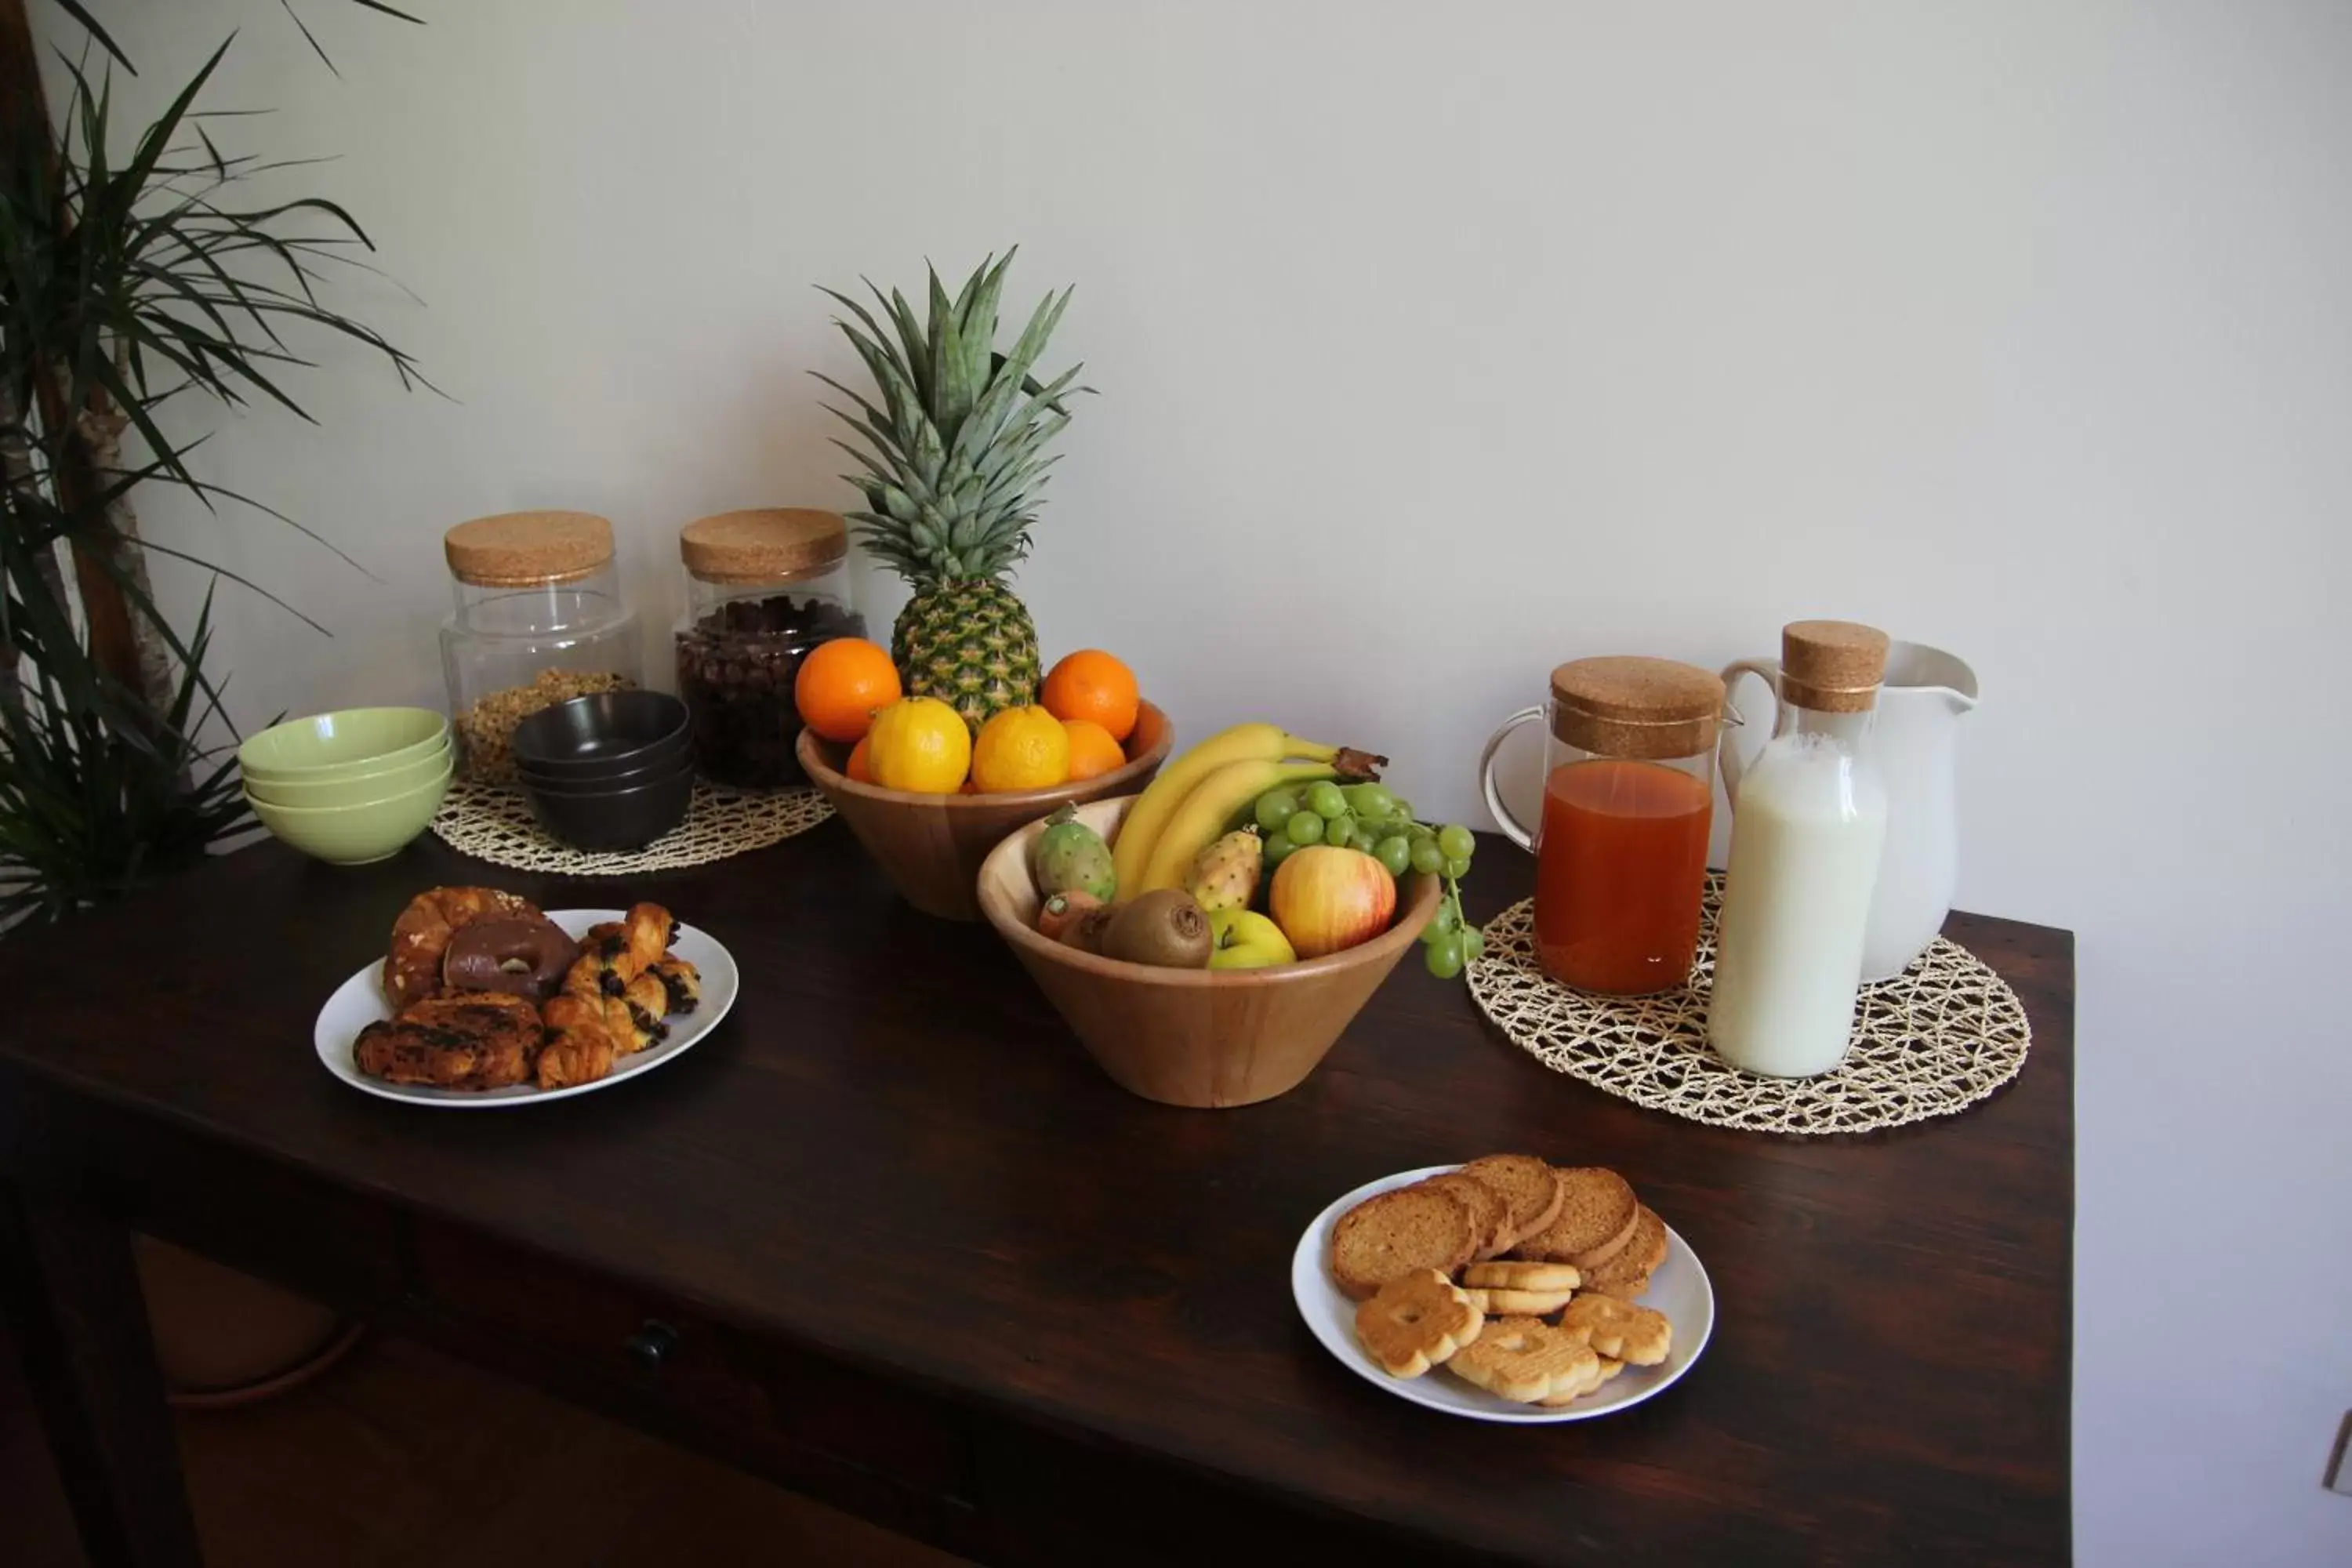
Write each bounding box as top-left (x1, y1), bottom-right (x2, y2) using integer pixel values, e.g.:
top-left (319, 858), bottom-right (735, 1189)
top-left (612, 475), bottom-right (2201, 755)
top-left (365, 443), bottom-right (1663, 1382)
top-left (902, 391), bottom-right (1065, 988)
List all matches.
top-left (1707, 621), bottom-right (1891, 1076)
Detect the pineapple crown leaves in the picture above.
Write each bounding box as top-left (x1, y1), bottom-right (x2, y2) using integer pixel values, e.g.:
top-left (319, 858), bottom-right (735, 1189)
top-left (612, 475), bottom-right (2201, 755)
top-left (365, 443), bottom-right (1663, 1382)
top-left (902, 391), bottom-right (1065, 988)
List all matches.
top-left (812, 248), bottom-right (1091, 585)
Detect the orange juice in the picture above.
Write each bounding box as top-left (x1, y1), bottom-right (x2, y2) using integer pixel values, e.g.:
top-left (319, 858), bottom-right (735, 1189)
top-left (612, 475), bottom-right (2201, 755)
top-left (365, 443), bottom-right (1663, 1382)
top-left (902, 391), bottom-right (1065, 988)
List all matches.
top-left (1534, 758), bottom-right (1712, 995)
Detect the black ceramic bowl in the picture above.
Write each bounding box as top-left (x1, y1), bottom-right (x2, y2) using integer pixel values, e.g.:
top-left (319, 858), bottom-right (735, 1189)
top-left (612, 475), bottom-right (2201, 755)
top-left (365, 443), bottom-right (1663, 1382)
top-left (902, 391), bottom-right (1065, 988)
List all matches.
top-left (521, 764), bottom-right (693, 851)
top-left (509, 691), bottom-right (691, 778)
top-left (516, 740), bottom-right (692, 794)
top-left (521, 752), bottom-right (694, 800)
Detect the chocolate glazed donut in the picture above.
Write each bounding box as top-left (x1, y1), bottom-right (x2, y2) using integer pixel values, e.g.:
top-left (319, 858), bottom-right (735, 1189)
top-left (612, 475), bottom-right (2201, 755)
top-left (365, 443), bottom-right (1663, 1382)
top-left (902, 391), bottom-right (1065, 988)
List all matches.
top-left (442, 916), bottom-right (581, 1003)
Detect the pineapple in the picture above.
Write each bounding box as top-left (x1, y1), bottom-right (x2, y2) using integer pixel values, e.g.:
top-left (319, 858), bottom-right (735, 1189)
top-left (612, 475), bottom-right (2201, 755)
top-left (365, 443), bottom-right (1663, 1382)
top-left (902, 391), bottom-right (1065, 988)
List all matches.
top-left (816, 249), bottom-right (1086, 732)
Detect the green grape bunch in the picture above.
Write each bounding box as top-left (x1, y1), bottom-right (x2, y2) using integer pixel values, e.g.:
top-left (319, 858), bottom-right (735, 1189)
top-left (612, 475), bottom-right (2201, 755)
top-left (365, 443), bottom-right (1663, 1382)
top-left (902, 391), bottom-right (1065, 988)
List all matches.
top-left (1250, 780), bottom-right (1484, 979)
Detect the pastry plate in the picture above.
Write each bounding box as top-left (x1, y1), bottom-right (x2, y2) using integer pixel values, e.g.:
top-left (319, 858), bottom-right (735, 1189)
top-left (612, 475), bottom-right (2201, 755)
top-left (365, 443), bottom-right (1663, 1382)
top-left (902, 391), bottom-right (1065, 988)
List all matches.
top-left (1292, 1164), bottom-right (1714, 1422)
top-left (314, 909), bottom-right (739, 1107)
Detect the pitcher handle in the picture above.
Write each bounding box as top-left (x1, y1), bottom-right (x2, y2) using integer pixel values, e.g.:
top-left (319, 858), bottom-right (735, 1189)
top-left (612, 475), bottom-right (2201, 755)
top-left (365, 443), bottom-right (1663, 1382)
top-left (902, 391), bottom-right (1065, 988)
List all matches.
top-left (1717, 659), bottom-right (1782, 806)
top-left (1478, 706), bottom-right (1545, 852)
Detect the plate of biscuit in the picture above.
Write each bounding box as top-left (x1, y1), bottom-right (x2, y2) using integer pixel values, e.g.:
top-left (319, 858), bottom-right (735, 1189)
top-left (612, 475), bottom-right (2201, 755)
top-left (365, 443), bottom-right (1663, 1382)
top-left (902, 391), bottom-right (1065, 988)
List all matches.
top-left (314, 886), bottom-right (739, 1106)
top-left (1292, 1157), bottom-right (1712, 1422)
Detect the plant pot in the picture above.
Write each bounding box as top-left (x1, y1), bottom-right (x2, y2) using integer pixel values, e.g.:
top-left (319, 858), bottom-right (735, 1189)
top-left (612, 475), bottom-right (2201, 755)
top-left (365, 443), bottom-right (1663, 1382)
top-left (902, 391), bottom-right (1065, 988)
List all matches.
top-left (132, 1237), bottom-right (357, 1407)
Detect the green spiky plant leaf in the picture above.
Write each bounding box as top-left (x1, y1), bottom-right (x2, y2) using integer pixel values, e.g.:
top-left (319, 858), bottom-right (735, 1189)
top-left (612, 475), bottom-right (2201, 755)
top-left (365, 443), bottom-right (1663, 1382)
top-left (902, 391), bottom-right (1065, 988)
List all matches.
top-left (0, 576), bottom-right (251, 928)
top-left (815, 249), bottom-right (1089, 731)
top-left (2, 16), bottom-right (424, 925)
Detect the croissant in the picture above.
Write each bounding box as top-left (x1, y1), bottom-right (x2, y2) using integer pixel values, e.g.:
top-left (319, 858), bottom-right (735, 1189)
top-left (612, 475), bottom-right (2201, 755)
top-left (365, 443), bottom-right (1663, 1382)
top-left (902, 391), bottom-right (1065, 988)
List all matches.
top-left (536, 993), bottom-right (619, 1089)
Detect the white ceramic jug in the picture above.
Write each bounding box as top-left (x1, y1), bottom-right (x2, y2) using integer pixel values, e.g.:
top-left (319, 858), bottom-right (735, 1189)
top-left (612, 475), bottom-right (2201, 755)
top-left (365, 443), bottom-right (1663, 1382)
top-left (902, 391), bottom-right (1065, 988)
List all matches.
top-left (1719, 641), bottom-right (1978, 982)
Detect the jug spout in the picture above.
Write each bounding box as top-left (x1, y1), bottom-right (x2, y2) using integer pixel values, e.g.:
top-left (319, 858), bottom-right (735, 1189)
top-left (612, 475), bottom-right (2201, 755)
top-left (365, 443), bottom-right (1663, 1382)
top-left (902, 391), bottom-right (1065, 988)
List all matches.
top-left (1884, 642), bottom-right (1979, 716)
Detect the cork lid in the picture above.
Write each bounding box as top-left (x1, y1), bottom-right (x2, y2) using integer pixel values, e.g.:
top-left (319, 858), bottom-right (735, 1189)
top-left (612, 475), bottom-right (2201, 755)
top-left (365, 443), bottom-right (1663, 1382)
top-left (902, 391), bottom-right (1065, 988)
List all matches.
top-left (1548, 656), bottom-right (1727, 760)
top-left (679, 508), bottom-right (848, 584)
top-left (1780, 620), bottom-right (1891, 712)
top-left (445, 510), bottom-right (614, 587)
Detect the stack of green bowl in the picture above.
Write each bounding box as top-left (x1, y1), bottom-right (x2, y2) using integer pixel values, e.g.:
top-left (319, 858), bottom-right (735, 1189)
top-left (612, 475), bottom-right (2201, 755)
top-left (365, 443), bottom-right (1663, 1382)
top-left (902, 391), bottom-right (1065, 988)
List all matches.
top-left (238, 708), bottom-right (453, 866)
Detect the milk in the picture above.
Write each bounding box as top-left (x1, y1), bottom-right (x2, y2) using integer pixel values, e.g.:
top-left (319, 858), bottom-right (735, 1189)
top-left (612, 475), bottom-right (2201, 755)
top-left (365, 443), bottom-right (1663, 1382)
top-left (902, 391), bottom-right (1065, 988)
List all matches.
top-left (1708, 727), bottom-right (1888, 1077)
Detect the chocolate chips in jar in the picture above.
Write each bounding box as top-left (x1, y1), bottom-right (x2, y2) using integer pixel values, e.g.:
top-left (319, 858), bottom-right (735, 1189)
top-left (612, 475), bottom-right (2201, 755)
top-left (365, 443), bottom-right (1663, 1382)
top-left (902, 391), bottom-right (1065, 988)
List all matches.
top-left (675, 594), bottom-right (865, 787)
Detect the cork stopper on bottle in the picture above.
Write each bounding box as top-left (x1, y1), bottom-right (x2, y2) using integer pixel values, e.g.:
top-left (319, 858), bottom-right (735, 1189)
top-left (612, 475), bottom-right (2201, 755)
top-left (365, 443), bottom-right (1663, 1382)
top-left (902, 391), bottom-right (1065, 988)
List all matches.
top-left (1548, 656), bottom-right (1728, 760)
top-left (445, 511), bottom-right (615, 588)
top-left (678, 508), bottom-right (848, 585)
top-left (1779, 620), bottom-right (1891, 713)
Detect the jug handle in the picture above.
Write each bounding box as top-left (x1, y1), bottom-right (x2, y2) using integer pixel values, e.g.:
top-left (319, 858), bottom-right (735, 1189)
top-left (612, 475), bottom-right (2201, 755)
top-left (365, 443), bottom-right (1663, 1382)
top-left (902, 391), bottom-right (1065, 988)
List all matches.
top-left (1717, 659), bottom-right (1781, 806)
top-left (1477, 706), bottom-right (1544, 852)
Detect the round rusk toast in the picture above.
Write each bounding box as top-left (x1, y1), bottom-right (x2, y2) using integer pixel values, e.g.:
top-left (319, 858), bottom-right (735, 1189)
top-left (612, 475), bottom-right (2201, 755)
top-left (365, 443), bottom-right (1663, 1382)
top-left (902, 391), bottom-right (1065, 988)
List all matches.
top-left (1581, 1205), bottom-right (1669, 1298)
top-left (1417, 1172), bottom-right (1512, 1260)
top-left (1510, 1167), bottom-right (1639, 1269)
top-left (1457, 1155), bottom-right (1563, 1250)
top-left (1330, 1184), bottom-right (1480, 1301)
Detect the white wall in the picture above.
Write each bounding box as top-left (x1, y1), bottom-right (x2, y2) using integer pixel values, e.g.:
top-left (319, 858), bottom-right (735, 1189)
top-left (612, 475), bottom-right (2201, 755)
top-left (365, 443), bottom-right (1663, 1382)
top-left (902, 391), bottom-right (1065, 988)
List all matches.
top-left (38, 2), bottom-right (2352, 1561)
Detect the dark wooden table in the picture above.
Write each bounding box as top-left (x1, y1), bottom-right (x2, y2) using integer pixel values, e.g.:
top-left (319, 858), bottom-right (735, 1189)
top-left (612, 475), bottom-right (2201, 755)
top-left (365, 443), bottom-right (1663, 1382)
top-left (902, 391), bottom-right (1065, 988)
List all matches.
top-left (0, 820), bottom-right (2073, 1566)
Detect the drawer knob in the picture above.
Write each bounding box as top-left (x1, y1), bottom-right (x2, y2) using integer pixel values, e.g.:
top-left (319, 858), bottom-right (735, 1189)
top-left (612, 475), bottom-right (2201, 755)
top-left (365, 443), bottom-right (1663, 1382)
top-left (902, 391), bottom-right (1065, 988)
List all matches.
top-left (623, 1319), bottom-right (679, 1370)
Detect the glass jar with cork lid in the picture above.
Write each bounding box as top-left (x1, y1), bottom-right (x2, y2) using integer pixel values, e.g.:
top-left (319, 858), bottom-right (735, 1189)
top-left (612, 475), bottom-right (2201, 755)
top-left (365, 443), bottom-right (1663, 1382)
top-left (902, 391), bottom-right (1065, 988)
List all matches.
top-left (1480, 657), bottom-right (1730, 995)
top-left (441, 510), bottom-right (643, 782)
top-left (673, 508), bottom-right (865, 788)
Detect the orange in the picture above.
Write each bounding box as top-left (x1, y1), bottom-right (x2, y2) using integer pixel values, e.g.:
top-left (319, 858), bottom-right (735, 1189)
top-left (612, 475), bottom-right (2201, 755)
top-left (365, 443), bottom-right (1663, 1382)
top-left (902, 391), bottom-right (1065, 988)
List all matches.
top-left (865, 697), bottom-right (971, 793)
top-left (794, 638), bottom-right (901, 743)
top-left (1040, 650), bottom-right (1139, 742)
top-left (845, 735), bottom-right (873, 783)
top-left (1062, 718), bottom-right (1126, 782)
top-left (970, 706), bottom-right (1071, 793)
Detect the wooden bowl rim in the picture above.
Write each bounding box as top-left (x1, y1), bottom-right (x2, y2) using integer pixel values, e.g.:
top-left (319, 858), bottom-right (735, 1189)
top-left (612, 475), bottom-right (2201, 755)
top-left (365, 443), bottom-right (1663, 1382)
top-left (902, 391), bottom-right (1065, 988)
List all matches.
top-left (975, 793), bottom-right (1443, 989)
top-left (795, 699), bottom-right (1173, 812)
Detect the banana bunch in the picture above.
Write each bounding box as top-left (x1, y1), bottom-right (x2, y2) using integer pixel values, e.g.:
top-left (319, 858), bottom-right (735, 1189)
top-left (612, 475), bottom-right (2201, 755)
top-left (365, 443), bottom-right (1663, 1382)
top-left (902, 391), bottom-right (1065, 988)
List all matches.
top-left (1113, 723), bottom-right (1387, 900)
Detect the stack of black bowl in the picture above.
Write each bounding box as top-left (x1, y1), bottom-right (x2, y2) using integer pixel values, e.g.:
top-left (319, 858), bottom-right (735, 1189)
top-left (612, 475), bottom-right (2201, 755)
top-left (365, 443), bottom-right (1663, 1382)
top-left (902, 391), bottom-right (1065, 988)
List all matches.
top-left (510, 691), bottom-right (694, 851)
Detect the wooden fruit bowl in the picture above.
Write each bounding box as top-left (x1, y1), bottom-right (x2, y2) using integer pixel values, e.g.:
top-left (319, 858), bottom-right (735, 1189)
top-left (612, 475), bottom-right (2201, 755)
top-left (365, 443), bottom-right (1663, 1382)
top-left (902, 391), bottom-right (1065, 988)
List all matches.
top-left (798, 701), bottom-right (1171, 921)
top-left (975, 795), bottom-right (1442, 1109)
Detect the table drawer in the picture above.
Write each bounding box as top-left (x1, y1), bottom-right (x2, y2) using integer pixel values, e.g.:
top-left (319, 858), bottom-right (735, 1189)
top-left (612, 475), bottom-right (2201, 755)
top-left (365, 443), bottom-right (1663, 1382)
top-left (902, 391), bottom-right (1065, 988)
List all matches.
top-left (412, 1221), bottom-right (970, 1503)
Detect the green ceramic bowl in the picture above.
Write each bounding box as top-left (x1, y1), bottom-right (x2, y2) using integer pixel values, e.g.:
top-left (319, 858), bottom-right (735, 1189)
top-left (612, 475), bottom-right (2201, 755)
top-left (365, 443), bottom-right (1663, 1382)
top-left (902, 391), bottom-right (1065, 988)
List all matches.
top-left (244, 762), bottom-right (452, 866)
top-left (238, 707), bottom-right (449, 781)
top-left (242, 738), bottom-right (452, 809)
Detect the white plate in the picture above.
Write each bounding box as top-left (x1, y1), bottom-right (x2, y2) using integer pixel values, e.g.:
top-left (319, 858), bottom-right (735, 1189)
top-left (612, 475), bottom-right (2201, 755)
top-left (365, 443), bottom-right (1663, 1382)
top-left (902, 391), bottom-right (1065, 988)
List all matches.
top-left (1292, 1164), bottom-right (1715, 1423)
top-left (314, 909), bottom-right (739, 1108)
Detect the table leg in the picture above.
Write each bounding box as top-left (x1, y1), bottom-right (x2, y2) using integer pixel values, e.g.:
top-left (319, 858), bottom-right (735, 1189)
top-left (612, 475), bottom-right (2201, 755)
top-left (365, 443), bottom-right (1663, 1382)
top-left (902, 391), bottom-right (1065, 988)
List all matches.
top-left (0, 1184), bottom-right (202, 1568)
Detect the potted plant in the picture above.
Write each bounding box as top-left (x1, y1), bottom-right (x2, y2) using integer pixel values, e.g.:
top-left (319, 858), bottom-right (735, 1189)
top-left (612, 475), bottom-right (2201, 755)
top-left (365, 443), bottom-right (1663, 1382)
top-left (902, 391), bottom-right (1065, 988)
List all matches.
top-left (2, 0), bottom-right (423, 1399)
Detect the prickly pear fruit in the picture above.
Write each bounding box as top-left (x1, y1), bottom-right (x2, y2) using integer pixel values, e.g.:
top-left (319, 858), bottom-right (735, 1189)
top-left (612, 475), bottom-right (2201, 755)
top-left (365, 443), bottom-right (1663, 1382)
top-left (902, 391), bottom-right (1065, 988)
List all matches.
top-left (1185, 828), bottom-right (1264, 913)
top-left (1036, 890), bottom-right (1105, 942)
top-left (1032, 804), bottom-right (1117, 902)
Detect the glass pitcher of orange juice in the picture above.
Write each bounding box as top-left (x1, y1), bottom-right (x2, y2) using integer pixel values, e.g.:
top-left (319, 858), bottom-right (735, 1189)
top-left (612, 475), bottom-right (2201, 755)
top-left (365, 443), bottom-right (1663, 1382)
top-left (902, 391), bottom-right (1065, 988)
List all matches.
top-left (1479, 658), bottom-right (1730, 995)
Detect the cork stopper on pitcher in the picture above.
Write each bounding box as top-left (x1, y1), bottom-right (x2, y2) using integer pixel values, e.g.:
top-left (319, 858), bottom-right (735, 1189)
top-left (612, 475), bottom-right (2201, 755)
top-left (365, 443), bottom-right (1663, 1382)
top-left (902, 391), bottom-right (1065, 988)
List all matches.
top-left (445, 510), bottom-right (614, 587)
top-left (1549, 656), bottom-right (1727, 760)
top-left (1780, 620), bottom-right (1891, 713)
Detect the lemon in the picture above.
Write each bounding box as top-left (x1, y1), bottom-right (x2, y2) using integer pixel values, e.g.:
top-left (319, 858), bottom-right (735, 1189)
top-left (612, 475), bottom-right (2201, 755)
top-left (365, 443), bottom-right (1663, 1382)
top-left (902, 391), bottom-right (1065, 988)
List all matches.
top-left (970, 706), bottom-right (1071, 793)
top-left (866, 697), bottom-right (972, 793)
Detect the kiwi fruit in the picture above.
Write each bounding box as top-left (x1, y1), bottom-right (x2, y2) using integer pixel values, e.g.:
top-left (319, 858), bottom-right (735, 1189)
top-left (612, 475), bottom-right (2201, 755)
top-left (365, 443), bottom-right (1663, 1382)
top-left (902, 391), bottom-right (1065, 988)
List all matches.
top-left (1101, 888), bottom-right (1213, 969)
top-left (1057, 906), bottom-right (1117, 955)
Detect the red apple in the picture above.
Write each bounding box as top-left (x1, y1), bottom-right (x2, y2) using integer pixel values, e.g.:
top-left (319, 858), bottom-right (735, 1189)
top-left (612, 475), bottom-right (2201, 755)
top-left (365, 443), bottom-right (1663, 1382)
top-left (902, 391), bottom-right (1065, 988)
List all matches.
top-left (1269, 845), bottom-right (1397, 958)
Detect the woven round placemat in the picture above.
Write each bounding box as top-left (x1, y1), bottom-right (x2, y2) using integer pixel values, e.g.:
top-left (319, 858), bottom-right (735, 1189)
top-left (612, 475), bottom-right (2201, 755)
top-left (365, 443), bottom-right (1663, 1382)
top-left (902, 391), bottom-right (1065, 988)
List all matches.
top-left (432, 775), bottom-right (833, 876)
top-left (1466, 874), bottom-right (2030, 1135)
